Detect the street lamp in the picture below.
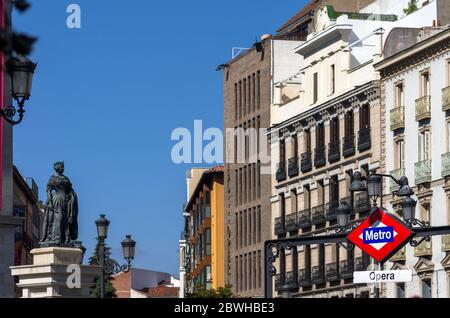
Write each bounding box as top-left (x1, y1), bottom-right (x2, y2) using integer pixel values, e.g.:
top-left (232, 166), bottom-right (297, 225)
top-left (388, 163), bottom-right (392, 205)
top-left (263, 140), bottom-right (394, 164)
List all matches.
top-left (94, 214), bottom-right (136, 298)
top-left (1, 55), bottom-right (37, 125)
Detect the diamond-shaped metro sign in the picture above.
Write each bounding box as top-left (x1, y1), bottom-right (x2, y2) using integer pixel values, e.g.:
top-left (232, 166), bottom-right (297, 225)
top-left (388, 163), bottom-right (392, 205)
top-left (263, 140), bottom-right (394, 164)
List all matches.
top-left (347, 208), bottom-right (413, 263)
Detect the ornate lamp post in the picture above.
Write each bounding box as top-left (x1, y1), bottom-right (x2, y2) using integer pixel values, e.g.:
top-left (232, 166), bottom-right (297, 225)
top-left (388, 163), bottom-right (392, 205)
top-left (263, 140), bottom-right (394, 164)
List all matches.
top-left (1, 55), bottom-right (37, 125)
top-left (95, 214), bottom-right (136, 298)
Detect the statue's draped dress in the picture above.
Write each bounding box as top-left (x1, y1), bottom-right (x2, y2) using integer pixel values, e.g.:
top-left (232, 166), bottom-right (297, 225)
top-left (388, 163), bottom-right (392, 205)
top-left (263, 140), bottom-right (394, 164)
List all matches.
top-left (40, 174), bottom-right (78, 245)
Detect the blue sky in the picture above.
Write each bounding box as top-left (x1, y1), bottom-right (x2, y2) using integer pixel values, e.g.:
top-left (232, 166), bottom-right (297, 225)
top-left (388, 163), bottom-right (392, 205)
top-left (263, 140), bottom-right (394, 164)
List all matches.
top-left (12, 0), bottom-right (307, 276)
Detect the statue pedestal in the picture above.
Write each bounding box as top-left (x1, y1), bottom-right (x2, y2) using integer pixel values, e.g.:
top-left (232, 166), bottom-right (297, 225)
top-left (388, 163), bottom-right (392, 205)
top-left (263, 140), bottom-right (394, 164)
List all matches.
top-left (10, 247), bottom-right (101, 298)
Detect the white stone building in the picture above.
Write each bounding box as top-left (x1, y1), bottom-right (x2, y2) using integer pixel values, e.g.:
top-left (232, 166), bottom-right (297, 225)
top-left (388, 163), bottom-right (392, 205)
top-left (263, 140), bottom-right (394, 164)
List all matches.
top-left (376, 26), bottom-right (450, 298)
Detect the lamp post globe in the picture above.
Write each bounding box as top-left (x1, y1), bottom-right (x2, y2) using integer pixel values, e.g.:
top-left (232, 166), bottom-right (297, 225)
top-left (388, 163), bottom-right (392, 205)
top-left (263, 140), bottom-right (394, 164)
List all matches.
top-left (367, 175), bottom-right (382, 197)
top-left (95, 214), bottom-right (110, 240)
top-left (121, 234), bottom-right (136, 262)
top-left (402, 196), bottom-right (417, 223)
top-left (350, 171), bottom-right (367, 192)
top-left (8, 55), bottom-right (36, 101)
top-left (337, 200), bottom-right (351, 228)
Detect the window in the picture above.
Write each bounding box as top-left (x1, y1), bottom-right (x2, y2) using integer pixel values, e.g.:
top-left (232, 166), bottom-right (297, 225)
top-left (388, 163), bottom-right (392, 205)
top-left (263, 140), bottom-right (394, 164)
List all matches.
top-left (313, 72), bottom-right (318, 104)
top-left (422, 279), bottom-right (432, 298)
top-left (360, 104), bottom-right (370, 130)
top-left (395, 140), bottom-right (405, 169)
top-left (256, 71), bottom-right (261, 110)
top-left (205, 228), bottom-right (211, 256)
top-left (330, 117), bottom-right (340, 142)
top-left (345, 110), bottom-right (354, 137)
top-left (330, 64), bottom-right (335, 95)
top-left (395, 83), bottom-right (404, 107)
top-left (396, 283), bottom-right (405, 298)
top-left (418, 131), bottom-right (431, 161)
top-left (280, 139), bottom-right (286, 163)
top-left (304, 129), bottom-right (311, 152)
top-left (243, 78), bottom-right (247, 116)
top-left (279, 192), bottom-right (286, 219)
top-left (292, 134), bottom-right (298, 158)
top-left (234, 83), bottom-right (238, 120)
top-left (204, 192), bottom-right (211, 217)
top-left (421, 71), bottom-right (430, 97)
top-left (330, 175), bottom-right (339, 205)
top-left (239, 81), bottom-right (242, 119)
top-left (316, 123), bottom-right (325, 148)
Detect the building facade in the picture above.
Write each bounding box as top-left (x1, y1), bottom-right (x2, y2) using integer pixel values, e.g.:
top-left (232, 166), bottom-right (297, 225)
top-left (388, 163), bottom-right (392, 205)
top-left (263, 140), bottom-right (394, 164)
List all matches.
top-left (221, 0), bottom-right (366, 297)
top-left (12, 166), bottom-right (41, 267)
top-left (184, 166), bottom-right (224, 293)
top-left (376, 26), bottom-right (450, 298)
top-left (268, 0), bottom-right (448, 298)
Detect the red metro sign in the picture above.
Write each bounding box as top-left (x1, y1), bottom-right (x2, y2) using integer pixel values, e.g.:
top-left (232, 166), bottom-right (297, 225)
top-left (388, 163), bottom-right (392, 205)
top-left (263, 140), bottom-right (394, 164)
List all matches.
top-left (347, 208), bottom-right (413, 263)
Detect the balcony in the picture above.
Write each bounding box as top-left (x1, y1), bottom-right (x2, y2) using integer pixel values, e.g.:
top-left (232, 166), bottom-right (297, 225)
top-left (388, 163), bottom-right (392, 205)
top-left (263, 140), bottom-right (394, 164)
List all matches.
top-left (274, 274), bottom-right (281, 291)
top-left (285, 213), bottom-right (298, 232)
top-left (274, 217), bottom-right (286, 236)
top-left (441, 235), bottom-right (450, 252)
top-left (301, 151), bottom-right (312, 173)
top-left (326, 262), bottom-right (340, 282)
top-left (354, 192), bottom-right (371, 214)
top-left (354, 255), bottom-right (370, 271)
top-left (328, 140), bottom-right (340, 163)
top-left (443, 86), bottom-right (450, 112)
top-left (343, 134), bottom-right (356, 157)
top-left (276, 161), bottom-right (287, 182)
top-left (390, 106), bottom-right (405, 131)
top-left (288, 156), bottom-right (299, 178)
top-left (298, 269), bottom-right (312, 287)
top-left (312, 266), bottom-right (325, 284)
top-left (286, 271), bottom-right (299, 289)
top-left (390, 167), bottom-right (405, 192)
top-left (340, 259), bottom-right (354, 279)
top-left (414, 239), bottom-right (432, 257)
top-left (311, 205), bottom-right (326, 225)
top-left (414, 160), bottom-right (432, 184)
top-left (390, 247), bottom-right (406, 262)
top-left (415, 95), bottom-right (431, 121)
top-left (358, 128), bottom-right (371, 152)
top-left (298, 209), bottom-right (312, 228)
top-left (442, 152), bottom-right (450, 177)
top-left (326, 200), bottom-right (339, 221)
top-left (314, 146), bottom-right (326, 168)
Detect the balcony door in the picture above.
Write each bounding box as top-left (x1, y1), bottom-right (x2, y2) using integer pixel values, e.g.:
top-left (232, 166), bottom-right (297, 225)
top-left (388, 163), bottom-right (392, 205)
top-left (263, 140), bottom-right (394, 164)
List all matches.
top-left (418, 131), bottom-right (431, 162)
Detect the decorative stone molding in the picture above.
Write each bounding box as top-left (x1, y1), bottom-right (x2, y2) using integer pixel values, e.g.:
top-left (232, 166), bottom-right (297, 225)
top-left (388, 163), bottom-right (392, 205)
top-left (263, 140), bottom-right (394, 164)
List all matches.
top-left (441, 253), bottom-right (450, 272)
top-left (414, 258), bottom-right (435, 280)
top-left (416, 187), bottom-right (433, 207)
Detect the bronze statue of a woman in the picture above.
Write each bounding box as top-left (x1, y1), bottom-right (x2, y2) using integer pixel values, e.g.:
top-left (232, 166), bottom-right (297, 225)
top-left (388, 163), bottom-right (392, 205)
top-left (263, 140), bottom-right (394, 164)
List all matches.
top-left (40, 162), bottom-right (79, 247)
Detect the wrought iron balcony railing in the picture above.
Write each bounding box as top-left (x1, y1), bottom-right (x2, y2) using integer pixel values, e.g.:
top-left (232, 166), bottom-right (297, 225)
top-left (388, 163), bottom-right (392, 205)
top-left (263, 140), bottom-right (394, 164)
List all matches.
top-left (298, 209), bottom-right (312, 228)
top-left (358, 127), bottom-right (371, 152)
top-left (343, 134), bottom-right (356, 157)
top-left (414, 239), bottom-right (432, 257)
top-left (286, 271), bottom-right (299, 289)
top-left (442, 152), bottom-right (450, 177)
top-left (354, 192), bottom-right (371, 214)
top-left (415, 95), bottom-right (431, 121)
top-left (390, 167), bottom-right (405, 192)
top-left (276, 161), bottom-right (287, 182)
top-left (301, 151), bottom-right (312, 173)
top-left (274, 274), bottom-right (281, 291)
top-left (312, 266), bottom-right (325, 284)
top-left (298, 269), bottom-right (312, 287)
top-left (443, 86), bottom-right (450, 112)
top-left (390, 106), bottom-right (405, 131)
top-left (311, 205), bottom-right (326, 225)
top-left (390, 246), bottom-right (406, 262)
top-left (442, 234), bottom-right (450, 252)
top-left (288, 156), bottom-right (299, 178)
top-left (415, 160), bottom-right (432, 185)
top-left (340, 259), bottom-right (354, 279)
top-left (326, 200), bottom-right (339, 221)
top-left (328, 140), bottom-right (340, 163)
top-left (274, 217), bottom-right (286, 236)
top-left (285, 212), bottom-right (298, 232)
top-left (326, 262), bottom-right (340, 282)
top-left (314, 146), bottom-right (326, 168)
top-left (354, 255), bottom-right (370, 271)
